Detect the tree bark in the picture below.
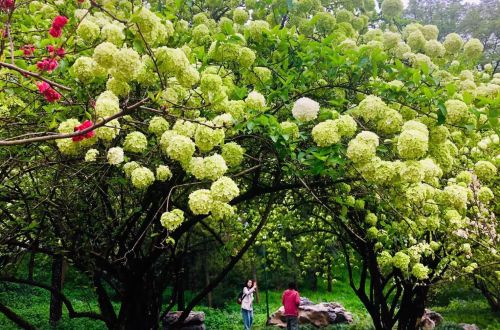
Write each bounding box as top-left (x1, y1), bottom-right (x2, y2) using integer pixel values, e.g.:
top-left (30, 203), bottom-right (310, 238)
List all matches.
top-left (396, 285), bottom-right (429, 330)
top-left (49, 255), bottom-right (64, 327)
top-left (27, 252), bottom-right (35, 281)
top-left (176, 266), bottom-right (185, 312)
top-left (203, 257), bottom-right (212, 308)
top-left (327, 260), bottom-right (332, 292)
top-left (252, 261), bottom-right (259, 303)
top-left (117, 276), bottom-right (163, 330)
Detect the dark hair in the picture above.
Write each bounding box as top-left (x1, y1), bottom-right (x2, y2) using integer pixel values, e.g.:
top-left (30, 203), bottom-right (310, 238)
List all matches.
top-left (288, 282), bottom-right (297, 290)
top-left (245, 279), bottom-right (254, 288)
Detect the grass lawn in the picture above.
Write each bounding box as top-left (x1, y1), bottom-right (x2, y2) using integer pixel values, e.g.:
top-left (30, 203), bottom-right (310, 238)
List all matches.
top-left (0, 264), bottom-right (498, 329)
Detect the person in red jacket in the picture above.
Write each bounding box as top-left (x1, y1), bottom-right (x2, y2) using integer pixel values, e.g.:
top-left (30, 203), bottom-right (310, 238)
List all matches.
top-left (282, 282), bottom-right (300, 330)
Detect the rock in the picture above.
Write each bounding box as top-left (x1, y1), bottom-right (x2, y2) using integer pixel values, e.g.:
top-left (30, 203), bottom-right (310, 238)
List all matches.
top-left (418, 309), bottom-right (443, 329)
top-left (267, 300), bottom-right (353, 328)
top-left (425, 309), bottom-right (444, 325)
top-left (163, 311), bottom-right (205, 330)
top-left (459, 324), bottom-right (480, 330)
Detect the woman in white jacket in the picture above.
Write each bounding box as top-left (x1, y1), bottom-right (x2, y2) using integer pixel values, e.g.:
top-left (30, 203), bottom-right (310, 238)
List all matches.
top-left (241, 279), bottom-right (257, 330)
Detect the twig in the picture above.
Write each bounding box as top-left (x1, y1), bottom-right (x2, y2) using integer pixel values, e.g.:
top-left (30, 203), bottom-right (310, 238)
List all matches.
top-left (0, 61), bottom-right (72, 91)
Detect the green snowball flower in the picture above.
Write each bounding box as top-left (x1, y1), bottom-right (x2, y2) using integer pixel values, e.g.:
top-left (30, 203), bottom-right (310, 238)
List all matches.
top-left (123, 131), bottom-right (148, 153)
top-left (131, 166), bottom-right (155, 190)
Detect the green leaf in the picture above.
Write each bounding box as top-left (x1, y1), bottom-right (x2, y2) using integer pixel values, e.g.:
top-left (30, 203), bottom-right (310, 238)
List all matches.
top-left (437, 101), bottom-right (447, 125)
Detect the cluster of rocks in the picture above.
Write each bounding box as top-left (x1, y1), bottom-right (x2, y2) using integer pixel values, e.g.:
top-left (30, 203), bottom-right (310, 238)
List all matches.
top-left (162, 303), bottom-right (480, 330)
top-left (163, 311), bottom-right (205, 330)
top-left (419, 309), bottom-right (480, 330)
top-left (267, 297), bottom-right (353, 328)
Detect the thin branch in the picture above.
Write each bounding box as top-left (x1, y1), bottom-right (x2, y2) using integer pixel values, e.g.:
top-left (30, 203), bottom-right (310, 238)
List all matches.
top-left (0, 61), bottom-right (72, 91)
top-left (0, 98), bottom-right (148, 146)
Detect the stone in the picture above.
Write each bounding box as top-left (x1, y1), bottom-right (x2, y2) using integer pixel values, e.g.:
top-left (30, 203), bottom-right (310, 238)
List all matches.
top-left (163, 311), bottom-right (205, 330)
top-left (459, 324), bottom-right (480, 330)
top-left (267, 298), bottom-right (353, 328)
top-left (418, 309), bottom-right (444, 329)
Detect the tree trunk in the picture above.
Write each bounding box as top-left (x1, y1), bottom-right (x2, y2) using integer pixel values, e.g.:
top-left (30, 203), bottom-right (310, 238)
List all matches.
top-left (474, 276), bottom-right (500, 312)
top-left (397, 285), bottom-right (428, 330)
top-left (327, 260), bottom-right (332, 292)
top-left (49, 255), bottom-right (64, 327)
top-left (203, 258), bottom-right (212, 308)
top-left (27, 252), bottom-right (35, 281)
top-left (118, 277), bottom-right (163, 330)
top-left (311, 271), bottom-right (318, 291)
top-left (177, 267), bottom-right (185, 312)
top-left (252, 262), bottom-right (259, 303)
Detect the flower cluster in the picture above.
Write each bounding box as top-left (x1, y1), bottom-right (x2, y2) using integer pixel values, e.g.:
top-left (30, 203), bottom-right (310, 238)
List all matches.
top-left (95, 91), bottom-right (119, 119)
top-left (93, 42), bottom-right (118, 69)
top-left (131, 167), bottom-right (155, 189)
top-left (72, 120), bottom-right (95, 142)
top-left (356, 95), bottom-right (403, 134)
top-left (85, 149), bottom-right (99, 162)
top-left (77, 19), bottom-right (100, 43)
top-left (292, 97), bottom-right (320, 122)
top-left (210, 176), bottom-right (239, 202)
top-left (194, 123), bottom-right (225, 152)
top-left (36, 82), bottom-right (61, 102)
top-left (442, 184), bottom-right (468, 211)
top-left (245, 91), bottom-right (266, 112)
top-left (21, 44), bottom-right (35, 56)
top-left (156, 165), bottom-right (172, 182)
top-left (381, 0), bottom-right (404, 18)
top-left (107, 147), bottom-right (124, 165)
top-left (160, 209), bottom-right (184, 231)
top-left (95, 119), bottom-right (120, 141)
top-left (443, 33), bottom-right (463, 54)
top-left (445, 99), bottom-right (469, 125)
top-left (411, 263), bottom-right (430, 280)
top-left (166, 134), bottom-right (196, 164)
top-left (312, 115), bottom-right (357, 147)
top-left (0, 0), bottom-right (14, 11)
top-left (123, 161), bottom-right (140, 178)
top-left (188, 189), bottom-right (212, 215)
top-left (474, 161), bottom-right (497, 181)
top-left (392, 251), bottom-right (410, 271)
top-left (190, 154), bottom-right (228, 180)
top-left (37, 58), bottom-right (58, 72)
top-left (221, 142), bottom-right (245, 167)
top-left (397, 120), bottom-right (429, 160)
top-left (123, 131), bottom-right (148, 153)
top-left (148, 116), bottom-right (169, 136)
top-left (347, 131), bottom-right (379, 164)
top-left (49, 15), bottom-right (68, 38)
top-left (312, 120), bottom-right (340, 147)
top-left (72, 56), bottom-right (99, 84)
top-left (131, 7), bottom-right (172, 45)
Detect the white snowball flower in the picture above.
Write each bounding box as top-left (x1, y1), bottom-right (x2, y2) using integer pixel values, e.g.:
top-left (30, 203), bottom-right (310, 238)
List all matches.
top-left (107, 147), bottom-right (124, 165)
top-left (292, 97), bottom-right (320, 122)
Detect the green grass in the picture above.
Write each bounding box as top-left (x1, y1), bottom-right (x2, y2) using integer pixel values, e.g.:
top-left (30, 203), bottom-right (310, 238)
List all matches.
top-left (0, 264), bottom-right (498, 329)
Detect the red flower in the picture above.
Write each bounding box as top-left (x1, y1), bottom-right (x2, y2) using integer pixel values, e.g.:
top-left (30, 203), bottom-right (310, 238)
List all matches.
top-left (0, 0), bottom-right (14, 11)
top-left (44, 88), bottom-right (61, 102)
top-left (56, 47), bottom-right (65, 57)
top-left (46, 45), bottom-right (65, 58)
top-left (37, 81), bottom-right (50, 93)
top-left (21, 44), bottom-right (35, 56)
top-left (36, 82), bottom-right (61, 102)
top-left (52, 16), bottom-right (68, 29)
top-left (49, 26), bottom-right (62, 38)
top-left (37, 58), bottom-right (58, 72)
top-left (72, 120), bottom-right (95, 141)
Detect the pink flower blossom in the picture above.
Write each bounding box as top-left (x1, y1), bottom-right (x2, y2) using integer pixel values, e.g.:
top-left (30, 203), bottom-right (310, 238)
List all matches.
top-left (72, 120), bottom-right (95, 142)
top-left (36, 82), bottom-right (61, 102)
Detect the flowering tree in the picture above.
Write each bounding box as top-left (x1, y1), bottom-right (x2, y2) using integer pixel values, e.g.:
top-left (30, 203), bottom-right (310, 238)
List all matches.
top-left (0, 0), bottom-right (498, 329)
